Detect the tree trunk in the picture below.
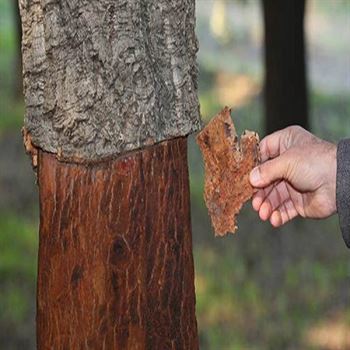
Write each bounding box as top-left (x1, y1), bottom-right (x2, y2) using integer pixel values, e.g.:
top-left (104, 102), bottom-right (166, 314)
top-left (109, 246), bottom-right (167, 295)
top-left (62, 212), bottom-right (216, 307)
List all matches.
top-left (262, 0), bottom-right (309, 134)
top-left (37, 137), bottom-right (197, 349)
top-left (19, 0), bottom-right (201, 348)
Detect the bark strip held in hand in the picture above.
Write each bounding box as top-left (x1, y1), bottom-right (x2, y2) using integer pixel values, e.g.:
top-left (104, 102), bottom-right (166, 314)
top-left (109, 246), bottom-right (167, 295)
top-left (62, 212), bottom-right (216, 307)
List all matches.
top-left (196, 107), bottom-right (260, 236)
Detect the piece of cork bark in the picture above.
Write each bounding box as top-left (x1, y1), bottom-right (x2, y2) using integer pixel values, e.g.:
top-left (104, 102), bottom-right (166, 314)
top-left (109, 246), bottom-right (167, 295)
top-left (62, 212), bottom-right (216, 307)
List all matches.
top-left (196, 107), bottom-right (260, 236)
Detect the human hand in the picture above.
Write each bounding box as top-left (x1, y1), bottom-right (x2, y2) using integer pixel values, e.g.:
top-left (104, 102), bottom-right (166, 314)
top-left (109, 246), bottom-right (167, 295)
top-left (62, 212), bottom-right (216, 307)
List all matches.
top-left (249, 126), bottom-right (337, 227)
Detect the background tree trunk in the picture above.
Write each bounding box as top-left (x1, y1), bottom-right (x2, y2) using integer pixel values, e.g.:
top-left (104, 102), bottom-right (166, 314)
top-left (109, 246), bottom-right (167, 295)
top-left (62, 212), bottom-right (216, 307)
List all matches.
top-left (262, 0), bottom-right (309, 134)
top-left (19, 0), bottom-right (201, 348)
top-left (13, 0), bottom-right (23, 99)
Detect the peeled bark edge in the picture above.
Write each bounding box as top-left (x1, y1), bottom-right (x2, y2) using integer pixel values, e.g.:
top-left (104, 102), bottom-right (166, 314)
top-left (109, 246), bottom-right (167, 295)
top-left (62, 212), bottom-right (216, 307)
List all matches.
top-left (23, 127), bottom-right (38, 170)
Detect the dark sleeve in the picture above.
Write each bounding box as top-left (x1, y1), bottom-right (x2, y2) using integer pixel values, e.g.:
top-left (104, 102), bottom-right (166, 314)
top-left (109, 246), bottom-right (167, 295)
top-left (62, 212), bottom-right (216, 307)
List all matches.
top-left (336, 139), bottom-right (350, 248)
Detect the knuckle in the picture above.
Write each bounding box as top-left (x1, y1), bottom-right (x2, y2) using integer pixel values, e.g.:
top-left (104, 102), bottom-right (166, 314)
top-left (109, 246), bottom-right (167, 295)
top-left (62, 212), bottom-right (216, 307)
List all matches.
top-left (289, 125), bottom-right (304, 133)
top-left (287, 125), bottom-right (305, 141)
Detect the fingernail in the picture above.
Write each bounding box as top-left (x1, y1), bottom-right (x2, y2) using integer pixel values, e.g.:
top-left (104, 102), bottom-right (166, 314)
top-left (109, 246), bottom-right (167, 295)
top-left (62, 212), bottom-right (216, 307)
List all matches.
top-left (250, 167), bottom-right (261, 186)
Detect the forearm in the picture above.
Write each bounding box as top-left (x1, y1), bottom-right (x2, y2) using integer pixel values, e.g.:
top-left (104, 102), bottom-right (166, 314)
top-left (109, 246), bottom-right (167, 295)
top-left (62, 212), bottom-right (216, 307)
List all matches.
top-left (336, 139), bottom-right (350, 248)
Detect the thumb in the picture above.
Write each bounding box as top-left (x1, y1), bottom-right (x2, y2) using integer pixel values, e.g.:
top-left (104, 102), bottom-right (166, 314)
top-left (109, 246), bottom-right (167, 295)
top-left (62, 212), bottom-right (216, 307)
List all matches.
top-left (250, 152), bottom-right (293, 188)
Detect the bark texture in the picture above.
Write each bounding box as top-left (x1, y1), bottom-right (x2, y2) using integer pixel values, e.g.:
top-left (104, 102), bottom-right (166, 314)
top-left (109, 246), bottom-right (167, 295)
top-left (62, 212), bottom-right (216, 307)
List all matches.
top-left (37, 137), bottom-right (198, 349)
top-left (19, 0), bottom-right (201, 161)
top-left (196, 107), bottom-right (260, 236)
top-left (262, 0), bottom-right (308, 134)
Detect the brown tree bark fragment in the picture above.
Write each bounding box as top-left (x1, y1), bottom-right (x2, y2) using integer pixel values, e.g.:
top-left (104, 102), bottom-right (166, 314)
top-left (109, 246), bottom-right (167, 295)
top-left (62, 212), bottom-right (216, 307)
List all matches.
top-left (37, 137), bottom-right (198, 350)
top-left (196, 107), bottom-right (260, 236)
top-left (23, 127), bottom-right (38, 169)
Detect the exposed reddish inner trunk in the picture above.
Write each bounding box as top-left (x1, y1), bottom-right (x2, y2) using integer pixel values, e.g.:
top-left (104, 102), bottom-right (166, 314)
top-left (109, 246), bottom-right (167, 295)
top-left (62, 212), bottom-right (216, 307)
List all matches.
top-left (37, 137), bottom-right (198, 349)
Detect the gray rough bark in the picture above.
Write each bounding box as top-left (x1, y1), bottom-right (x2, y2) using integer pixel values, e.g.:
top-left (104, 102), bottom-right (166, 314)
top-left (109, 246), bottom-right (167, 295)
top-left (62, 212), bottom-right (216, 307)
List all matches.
top-left (19, 0), bottom-right (201, 161)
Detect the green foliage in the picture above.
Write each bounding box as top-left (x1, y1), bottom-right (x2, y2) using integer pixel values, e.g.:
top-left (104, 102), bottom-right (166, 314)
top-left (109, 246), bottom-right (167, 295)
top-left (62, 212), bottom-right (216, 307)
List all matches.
top-left (0, 214), bottom-right (38, 280)
top-left (311, 92), bottom-right (350, 141)
top-left (0, 0), bottom-right (24, 132)
top-left (0, 213), bottom-right (38, 303)
top-left (0, 96), bottom-right (24, 131)
top-left (0, 1), bottom-right (16, 50)
top-left (0, 214), bottom-right (37, 348)
top-left (193, 227), bottom-right (350, 349)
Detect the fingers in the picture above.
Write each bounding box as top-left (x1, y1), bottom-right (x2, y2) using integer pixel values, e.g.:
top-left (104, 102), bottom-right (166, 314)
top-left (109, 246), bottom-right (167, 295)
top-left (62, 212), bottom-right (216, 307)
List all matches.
top-left (252, 185), bottom-right (273, 211)
top-left (250, 151), bottom-right (294, 188)
top-left (249, 126), bottom-right (305, 226)
top-left (252, 195), bottom-right (299, 227)
top-left (252, 185), bottom-right (275, 221)
top-left (252, 181), bottom-right (291, 221)
top-left (250, 178), bottom-right (299, 228)
top-left (259, 128), bottom-right (291, 162)
top-left (270, 200), bottom-right (299, 227)
top-left (259, 201), bottom-right (272, 221)
top-left (264, 181), bottom-right (290, 211)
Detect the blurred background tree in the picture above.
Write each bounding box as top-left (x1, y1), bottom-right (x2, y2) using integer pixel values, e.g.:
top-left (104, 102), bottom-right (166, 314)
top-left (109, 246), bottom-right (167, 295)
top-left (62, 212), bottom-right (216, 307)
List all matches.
top-left (12, 0), bottom-right (22, 100)
top-left (262, 0), bottom-right (309, 133)
top-left (0, 0), bottom-right (349, 349)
